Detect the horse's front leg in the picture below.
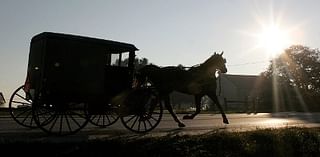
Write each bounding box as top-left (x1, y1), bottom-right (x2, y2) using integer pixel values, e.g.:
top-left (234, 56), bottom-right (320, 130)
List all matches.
top-left (208, 94), bottom-right (229, 124)
top-left (163, 95), bottom-right (185, 127)
top-left (183, 95), bottom-right (202, 119)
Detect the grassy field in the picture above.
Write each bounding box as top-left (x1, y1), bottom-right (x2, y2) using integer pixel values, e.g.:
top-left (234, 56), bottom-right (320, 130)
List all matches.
top-left (1, 127), bottom-right (320, 157)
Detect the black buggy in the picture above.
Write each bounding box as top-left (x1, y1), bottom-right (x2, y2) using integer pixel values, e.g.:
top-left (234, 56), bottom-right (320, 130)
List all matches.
top-left (8, 32), bottom-right (163, 135)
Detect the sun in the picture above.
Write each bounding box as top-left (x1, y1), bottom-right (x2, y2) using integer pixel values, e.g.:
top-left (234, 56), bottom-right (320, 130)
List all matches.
top-left (257, 24), bottom-right (291, 57)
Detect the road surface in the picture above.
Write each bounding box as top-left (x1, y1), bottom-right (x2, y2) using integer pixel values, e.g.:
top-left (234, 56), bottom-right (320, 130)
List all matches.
top-left (1, 112), bottom-right (320, 142)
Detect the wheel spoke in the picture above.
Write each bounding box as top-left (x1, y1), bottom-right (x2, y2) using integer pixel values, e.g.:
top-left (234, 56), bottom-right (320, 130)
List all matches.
top-left (20, 111), bottom-right (32, 124)
top-left (143, 120), bottom-right (147, 131)
top-left (48, 114), bottom-right (59, 131)
top-left (14, 108), bottom-right (30, 118)
top-left (65, 114), bottom-right (72, 132)
top-left (102, 115), bottom-right (106, 125)
top-left (146, 119), bottom-right (153, 127)
top-left (106, 115), bottom-right (111, 124)
top-left (110, 114), bottom-right (117, 121)
top-left (36, 109), bottom-right (55, 125)
top-left (125, 115), bottom-right (136, 124)
top-left (12, 101), bottom-right (31, 105)
top-left (130, 116), bottom-right (139, 129)
top-left (150, 115), bottom-right (159, 121)
top-left (15, 93), bottom-right (31, 103)
top-left (137, 119), bottom-right (141, 131)
top-left (28, 116), bottom-right (35, 127)
top-left (95, 115), bottom-right (102, 124)
top-left (69, 114), bottom-right (81, 128)
top-left (59, 114), bottom-right (63, 134)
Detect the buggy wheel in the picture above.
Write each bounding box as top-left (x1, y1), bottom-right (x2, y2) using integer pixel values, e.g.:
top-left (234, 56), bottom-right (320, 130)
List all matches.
top-left (121, 90), bottom-right (163, 133)
top-left (33, 102), bottom-right (90, 136)
top-left (89, 104), bottom-right (119, 127)
top-left (8, 85), bottom-right (37, 128)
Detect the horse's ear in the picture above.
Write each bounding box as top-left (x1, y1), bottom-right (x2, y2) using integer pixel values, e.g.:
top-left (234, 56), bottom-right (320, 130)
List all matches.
top-left (220, 51), bottom-right (224, 56)
top-left (214, 51), bottom-right (216, 55)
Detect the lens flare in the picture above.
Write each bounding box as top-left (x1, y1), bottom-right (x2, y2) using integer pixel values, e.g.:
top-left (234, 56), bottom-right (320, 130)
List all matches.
top-left (257, 24), bottom-right (291, 57)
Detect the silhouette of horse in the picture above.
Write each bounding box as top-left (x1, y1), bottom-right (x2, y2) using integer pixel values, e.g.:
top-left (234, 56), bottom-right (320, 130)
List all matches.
top-left (135, 52), bottom-right (228, 127)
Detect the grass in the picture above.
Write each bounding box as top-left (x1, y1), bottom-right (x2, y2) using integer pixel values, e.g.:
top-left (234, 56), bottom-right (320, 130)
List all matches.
top-left (1, 127), bottom-right (320, 157)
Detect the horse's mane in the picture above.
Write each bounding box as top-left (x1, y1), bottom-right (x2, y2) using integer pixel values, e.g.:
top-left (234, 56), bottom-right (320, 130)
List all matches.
top-left (147, 64), bottom-right (160, 68)
top-left (202, 54), bottom-right (221, 67)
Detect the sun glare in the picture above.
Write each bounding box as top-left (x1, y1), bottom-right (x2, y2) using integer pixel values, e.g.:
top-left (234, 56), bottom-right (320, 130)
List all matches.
top-left (257, 25), bottom-right (291, 57)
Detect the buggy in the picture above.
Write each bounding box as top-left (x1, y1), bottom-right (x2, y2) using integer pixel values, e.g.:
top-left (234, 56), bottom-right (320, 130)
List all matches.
top-left (9, 32), bottom-right (163, 135)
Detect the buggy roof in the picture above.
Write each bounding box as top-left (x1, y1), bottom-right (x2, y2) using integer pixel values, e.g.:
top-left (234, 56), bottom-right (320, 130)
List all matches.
top-left (31, 32), bottom-right (139, 52)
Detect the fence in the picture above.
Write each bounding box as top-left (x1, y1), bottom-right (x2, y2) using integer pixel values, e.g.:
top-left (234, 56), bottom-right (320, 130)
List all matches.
top-left (223, 97), bottom-right (259, 114)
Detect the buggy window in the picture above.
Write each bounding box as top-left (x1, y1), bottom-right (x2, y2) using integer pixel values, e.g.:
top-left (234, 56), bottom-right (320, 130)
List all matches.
top-left (107, 52), bottom-right (130, 67)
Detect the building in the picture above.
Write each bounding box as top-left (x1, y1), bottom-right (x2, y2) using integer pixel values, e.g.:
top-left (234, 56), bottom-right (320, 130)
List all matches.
top-left (169, 74), bottom-right (261, 113)
top-left (219, 74), bottom-right (260, 112)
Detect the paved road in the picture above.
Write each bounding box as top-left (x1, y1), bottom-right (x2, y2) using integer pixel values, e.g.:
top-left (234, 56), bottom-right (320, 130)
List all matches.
top-left (1, 112), bottom-right (320, 142)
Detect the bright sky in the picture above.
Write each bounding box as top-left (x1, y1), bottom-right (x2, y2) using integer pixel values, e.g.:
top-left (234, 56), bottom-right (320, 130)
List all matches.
top-left (0, 0), bottom-right (319, 102)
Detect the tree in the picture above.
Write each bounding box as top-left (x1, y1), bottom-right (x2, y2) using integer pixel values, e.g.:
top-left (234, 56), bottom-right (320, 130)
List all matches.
top-left (268, 45), bottom-right (320, 93)
top-left (134, 57), bottom-right (149, 70)
top-left (259, 45), bottom-right (320, 111)
top-left (115, 57), bottom-right (150, 71)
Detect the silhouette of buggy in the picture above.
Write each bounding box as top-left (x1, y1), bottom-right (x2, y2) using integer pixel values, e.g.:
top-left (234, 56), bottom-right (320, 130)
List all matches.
top-left (9, 32), bottom-right (163, 135)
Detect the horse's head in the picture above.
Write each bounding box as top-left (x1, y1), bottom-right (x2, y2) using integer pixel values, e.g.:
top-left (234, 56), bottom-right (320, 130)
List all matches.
top-left (215, 51), bottom-right (227, 73)
top-left (203, 51), bottom-right (227, 74)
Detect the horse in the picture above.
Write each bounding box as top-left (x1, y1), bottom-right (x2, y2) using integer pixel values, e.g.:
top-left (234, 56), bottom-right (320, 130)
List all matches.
top-left (135, 52), bottom-right (228, 127)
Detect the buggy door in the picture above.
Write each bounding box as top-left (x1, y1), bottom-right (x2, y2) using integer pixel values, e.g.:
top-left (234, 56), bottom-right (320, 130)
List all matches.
top-left (105, 52), bottom-right (132, 97)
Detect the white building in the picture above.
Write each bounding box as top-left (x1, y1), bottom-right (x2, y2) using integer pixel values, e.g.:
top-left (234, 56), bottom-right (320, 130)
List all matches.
top-left (218, 74), bottom-right (260, 112)
top-left (170, 74), bottom-right (261, 112)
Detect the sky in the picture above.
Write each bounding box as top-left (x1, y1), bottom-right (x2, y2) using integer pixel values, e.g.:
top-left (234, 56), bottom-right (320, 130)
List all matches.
top-left (1, 0), bottom-right (320, 102)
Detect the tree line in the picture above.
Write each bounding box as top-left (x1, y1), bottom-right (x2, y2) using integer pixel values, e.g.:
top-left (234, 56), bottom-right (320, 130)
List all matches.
top-left (257, 45), bottom-right (320, 112)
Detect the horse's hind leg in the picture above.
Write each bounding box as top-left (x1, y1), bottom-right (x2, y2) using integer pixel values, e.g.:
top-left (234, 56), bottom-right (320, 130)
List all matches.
top-left (183, 95), bottom-right (202, 119)
top-left (208, 94), bottom-right (229, 124)
top-left (163, 95), bottom-right (185, 127)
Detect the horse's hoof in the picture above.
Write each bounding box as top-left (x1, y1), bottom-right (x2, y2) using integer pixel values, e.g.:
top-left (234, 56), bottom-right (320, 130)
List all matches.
top-left (178, 123), bottom-right (186, 127)
top-left (183, 115), bottom-right (193, 119)
top-left (223, 119), bottom-right (229, 124)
